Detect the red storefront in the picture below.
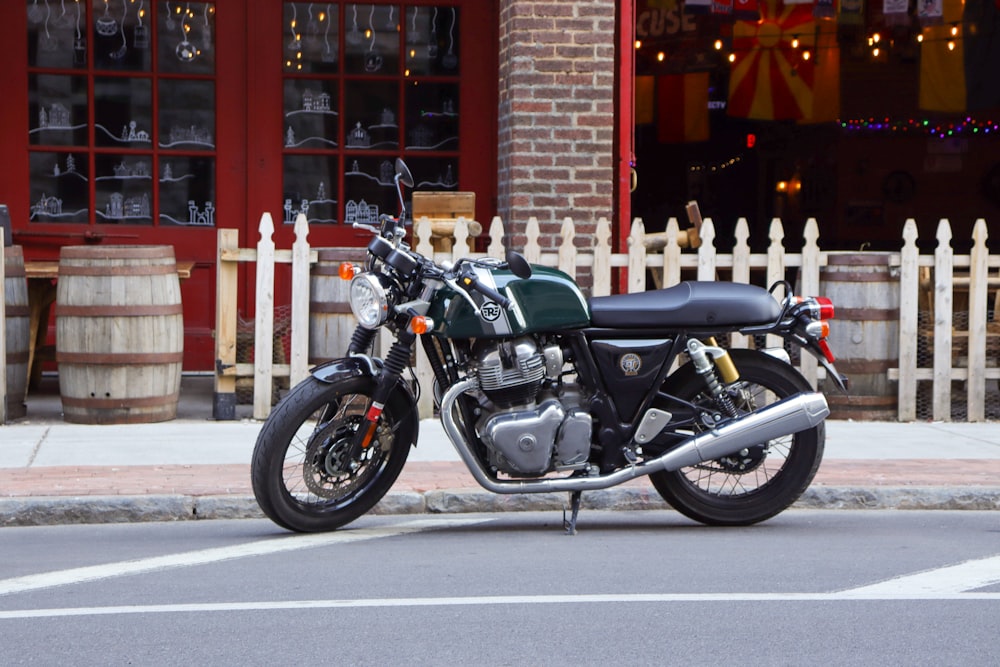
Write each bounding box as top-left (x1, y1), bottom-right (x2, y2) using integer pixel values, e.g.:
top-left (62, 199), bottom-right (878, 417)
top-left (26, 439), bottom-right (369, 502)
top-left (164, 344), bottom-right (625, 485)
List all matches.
top-left (1, 1), bottom-right (515, 370)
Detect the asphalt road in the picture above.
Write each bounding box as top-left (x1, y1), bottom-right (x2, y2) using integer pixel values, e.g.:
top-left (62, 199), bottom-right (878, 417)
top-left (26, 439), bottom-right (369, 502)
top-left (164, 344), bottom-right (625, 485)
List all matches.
top-left (2, 510), bottom-right (999, 666)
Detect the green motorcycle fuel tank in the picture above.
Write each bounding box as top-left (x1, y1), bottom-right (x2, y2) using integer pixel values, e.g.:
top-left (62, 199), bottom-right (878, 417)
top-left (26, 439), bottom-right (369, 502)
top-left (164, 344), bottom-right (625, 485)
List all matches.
top-left (427, 265), bottom-right (591, 338)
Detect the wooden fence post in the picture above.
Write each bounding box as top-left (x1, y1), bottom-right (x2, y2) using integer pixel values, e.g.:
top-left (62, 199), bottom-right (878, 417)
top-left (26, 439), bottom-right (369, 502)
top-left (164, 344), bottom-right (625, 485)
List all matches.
top-left (487, 216), bottom-right (506, 261)
top-left (628, 217), bottom-right (646, 294)
top-left (933, 220), bottom-right (954, 421)
top-left (662, 218), bottom-right (682, 288)
top-left (593, 217), bottom-right (612, 296)
top-left (558, 218), bottom-right (577, 278)
top-left (696, 219), bottom-right (717, 282)
top-left (729, 218), bottom-right (752, 349)
top-left (524, 217), bottom-right (541, 265)
top-left (967, 219), bottom-right (989, 421)
top-left (213, 228), bottom-right (240, 419)
top-left (897, 219), bottom-right (920, 421)
top-left (254, 213), bottom-right (276, 420)
top-left (798, 219), bottom-right (821, 388)
top-left (765, 218), bottom-right (786, 349)
top-left (290, 213), bottom-right (311, 388)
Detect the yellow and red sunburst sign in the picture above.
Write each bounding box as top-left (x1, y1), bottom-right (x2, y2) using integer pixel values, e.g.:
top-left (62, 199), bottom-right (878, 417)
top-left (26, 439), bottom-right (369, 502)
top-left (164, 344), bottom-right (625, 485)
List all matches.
top-left (728, 0), bottom-right (817, 120)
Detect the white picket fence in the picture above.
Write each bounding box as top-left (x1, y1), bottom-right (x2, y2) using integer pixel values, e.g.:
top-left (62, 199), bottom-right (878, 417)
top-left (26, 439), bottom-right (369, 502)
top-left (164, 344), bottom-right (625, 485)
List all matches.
top-left (2, 214), bottom-right (996, 423)
top-left (207, 212), bottom-right (998, 422)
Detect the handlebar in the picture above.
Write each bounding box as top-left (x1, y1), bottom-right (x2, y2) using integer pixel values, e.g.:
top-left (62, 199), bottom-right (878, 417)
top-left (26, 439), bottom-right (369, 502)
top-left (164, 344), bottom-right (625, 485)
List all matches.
top-left (460, 271), bottom-right (512, 309)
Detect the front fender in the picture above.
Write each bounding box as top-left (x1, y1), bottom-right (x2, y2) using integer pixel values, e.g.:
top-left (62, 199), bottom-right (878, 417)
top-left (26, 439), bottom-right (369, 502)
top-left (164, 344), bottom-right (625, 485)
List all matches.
top-left (309, 355), bottom-right (420, 443)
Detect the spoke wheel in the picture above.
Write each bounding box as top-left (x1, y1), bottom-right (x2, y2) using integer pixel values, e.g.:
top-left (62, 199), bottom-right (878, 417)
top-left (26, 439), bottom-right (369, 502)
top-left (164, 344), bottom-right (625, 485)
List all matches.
top-left (252, 375), bottom-right (415, 532)
top-left (649, 349), bottom-right (824, 526)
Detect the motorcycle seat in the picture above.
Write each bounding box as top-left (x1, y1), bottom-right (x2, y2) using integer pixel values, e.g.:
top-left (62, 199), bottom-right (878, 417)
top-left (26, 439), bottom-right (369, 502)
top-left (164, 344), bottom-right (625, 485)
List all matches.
top-left (588, 281), bottom-right (782, 329)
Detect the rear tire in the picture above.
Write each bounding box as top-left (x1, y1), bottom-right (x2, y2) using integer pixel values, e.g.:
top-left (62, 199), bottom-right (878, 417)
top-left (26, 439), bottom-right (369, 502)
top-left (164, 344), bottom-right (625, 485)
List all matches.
top-left (649, 349), bottom-right (824, 526)
top-left (251, 375), bottom-right (415, 532)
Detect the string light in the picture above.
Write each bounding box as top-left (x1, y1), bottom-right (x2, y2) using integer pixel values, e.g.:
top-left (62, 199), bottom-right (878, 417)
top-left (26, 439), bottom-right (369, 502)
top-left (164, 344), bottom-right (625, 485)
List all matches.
top-left (689, 155), bottom-right (745, 174)
top-left (840, 116), bottom-right (1000, 137)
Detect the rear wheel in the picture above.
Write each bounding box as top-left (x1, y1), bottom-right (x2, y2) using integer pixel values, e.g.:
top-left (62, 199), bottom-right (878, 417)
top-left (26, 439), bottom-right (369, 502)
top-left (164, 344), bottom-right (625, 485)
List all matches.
top-left (251, 375), bottom-right (415, 532)
top-left (649, 349), bottom-right (824, 526)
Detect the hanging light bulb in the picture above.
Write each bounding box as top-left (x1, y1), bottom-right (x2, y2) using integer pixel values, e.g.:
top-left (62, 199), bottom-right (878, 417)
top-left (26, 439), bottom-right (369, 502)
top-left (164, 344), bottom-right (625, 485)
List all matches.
top-left (657, 51), bottom-right (665, 62)
top-left (802, 50), bottom-right (811, 61)
top-left (791, 36), bottom-right (800, 49)
top-left (947, 40), bottom-right (956, 51)
top-left (714, 39), bottom-right (723, 51)
top-left (917, 33), bottom-right (924, 43)
top-left (873, 47), bottom-right (881, 57)
top-left (728, 52), bottom-right (736, 63)
top-left (635, 39), bottom-right (642, 49)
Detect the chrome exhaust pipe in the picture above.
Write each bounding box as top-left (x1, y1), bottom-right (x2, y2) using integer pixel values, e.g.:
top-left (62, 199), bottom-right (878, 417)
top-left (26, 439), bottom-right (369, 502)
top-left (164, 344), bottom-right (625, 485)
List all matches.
top-left (439, 379), bottom-right (829, 494)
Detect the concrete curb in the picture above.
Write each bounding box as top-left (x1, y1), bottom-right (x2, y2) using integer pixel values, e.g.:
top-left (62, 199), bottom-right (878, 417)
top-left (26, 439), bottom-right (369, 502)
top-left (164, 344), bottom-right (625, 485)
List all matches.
top-left (2, 486), bottom-right (999, 527)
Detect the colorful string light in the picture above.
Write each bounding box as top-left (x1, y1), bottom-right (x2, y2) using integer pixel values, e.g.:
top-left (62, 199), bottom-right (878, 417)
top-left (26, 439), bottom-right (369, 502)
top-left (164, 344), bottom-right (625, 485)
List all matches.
top-left (840, 117), bottom-right (1000, 137)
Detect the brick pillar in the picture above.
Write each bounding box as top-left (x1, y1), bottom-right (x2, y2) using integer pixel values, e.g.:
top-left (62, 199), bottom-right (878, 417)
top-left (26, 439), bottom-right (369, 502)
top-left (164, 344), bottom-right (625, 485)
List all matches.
top-left (497, 0), bottom-right (617, 249)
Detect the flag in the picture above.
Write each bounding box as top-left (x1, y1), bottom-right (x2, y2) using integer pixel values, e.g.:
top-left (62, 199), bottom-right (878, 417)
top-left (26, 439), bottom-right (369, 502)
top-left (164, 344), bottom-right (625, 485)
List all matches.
top-left (657, 72), bottom-right (710, 143)
top-left (728, 0), bottom-right (817, 120)
top-left (919, 0), bottom-right (965, 111)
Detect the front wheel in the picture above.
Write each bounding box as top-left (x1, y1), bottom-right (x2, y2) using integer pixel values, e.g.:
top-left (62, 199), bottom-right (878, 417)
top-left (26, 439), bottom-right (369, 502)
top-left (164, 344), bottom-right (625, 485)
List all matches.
top-left (251, 375), bottom-right (415, 532)
top-left (649, 349), bottom-right (824, 526)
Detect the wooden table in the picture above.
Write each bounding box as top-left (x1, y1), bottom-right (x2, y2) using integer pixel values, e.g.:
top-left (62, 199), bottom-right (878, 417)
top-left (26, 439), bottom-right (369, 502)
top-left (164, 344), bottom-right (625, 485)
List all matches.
top-left (24, 260), bottom-right (194, 388)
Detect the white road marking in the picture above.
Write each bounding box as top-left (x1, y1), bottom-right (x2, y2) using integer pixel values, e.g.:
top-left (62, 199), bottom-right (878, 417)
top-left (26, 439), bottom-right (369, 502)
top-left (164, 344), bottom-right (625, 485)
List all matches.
top-left (3, 591), bottom-right (1000, 620)
top-left (839, 554), bottom-right (1000, 597)
top-left (3, 537), bottom-right (997, 621)
top-left (0, 518), bottom-right (490, 597)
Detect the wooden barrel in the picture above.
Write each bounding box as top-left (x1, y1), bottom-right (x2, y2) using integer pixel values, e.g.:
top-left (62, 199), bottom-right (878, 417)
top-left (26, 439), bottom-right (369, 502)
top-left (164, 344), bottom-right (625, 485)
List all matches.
top-left (56, 245), bottom-right (183, 424)
top-left (819, 252), bottom-right (900, 420)
top-left (3, 246), bottom-right (29, 420)
top-left (309, 247), bottom-right (367, 364)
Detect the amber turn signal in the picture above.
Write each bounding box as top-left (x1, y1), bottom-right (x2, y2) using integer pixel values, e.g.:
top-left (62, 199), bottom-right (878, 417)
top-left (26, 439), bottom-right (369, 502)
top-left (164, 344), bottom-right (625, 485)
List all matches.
top-left (409, 316), bottom-right (433, 335)
top-left (339, 262), bottom-right (356, 280)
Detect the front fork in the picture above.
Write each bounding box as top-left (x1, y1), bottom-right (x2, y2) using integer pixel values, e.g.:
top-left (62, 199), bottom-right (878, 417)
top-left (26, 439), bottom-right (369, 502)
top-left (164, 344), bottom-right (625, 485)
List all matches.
top-left (348, 328), bottom-right (417, 458)
top-left (687, 337), bottom-right (740, 419)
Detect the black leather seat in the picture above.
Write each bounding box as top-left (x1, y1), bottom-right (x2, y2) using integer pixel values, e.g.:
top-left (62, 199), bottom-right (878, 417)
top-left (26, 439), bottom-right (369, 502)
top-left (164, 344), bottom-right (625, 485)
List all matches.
top-left (588, 281), bottom-right (782, 328)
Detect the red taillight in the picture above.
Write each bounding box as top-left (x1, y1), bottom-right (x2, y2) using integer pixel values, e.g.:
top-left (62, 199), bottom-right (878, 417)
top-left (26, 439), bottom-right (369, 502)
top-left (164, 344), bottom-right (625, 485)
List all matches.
top-left (814, 297), bottom-right (835, 320)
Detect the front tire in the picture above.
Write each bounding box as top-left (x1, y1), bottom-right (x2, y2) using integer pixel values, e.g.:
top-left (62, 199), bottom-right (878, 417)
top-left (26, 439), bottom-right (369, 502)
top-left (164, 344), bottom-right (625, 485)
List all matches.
top-left (649, 349), bottom-right (824, 526)
top-left (251, 375), bottom-right (415, 532)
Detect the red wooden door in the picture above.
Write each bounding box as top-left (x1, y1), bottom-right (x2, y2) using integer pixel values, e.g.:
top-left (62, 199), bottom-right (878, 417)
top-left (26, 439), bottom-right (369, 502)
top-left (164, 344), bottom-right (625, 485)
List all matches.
top-left (1, 1), bottom-right (497, 370)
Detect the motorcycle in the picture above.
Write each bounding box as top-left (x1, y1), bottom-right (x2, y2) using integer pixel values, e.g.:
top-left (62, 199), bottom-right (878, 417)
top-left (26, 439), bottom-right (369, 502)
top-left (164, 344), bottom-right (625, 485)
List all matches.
top-left (251, 159), bottom-right (846, 534)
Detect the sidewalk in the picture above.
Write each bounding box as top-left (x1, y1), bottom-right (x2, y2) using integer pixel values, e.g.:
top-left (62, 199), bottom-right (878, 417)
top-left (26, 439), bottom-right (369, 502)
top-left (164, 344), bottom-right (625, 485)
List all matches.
top-left (2, 376), bottom-right (999, 526)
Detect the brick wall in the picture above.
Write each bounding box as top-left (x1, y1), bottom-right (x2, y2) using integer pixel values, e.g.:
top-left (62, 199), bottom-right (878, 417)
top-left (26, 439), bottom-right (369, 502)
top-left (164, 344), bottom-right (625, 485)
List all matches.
top-left (497, 0), bottom-right (617, 249)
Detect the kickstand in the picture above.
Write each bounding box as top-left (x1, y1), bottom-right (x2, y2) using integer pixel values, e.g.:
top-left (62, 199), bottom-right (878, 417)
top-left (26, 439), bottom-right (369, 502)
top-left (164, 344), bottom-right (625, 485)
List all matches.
top-left (563, 491), bottom-right (583, 535)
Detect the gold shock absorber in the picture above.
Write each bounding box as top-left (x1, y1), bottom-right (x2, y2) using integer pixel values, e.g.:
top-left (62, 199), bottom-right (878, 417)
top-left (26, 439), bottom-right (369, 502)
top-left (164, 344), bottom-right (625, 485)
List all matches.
top-left (706, 337), bottom-right (740, 385)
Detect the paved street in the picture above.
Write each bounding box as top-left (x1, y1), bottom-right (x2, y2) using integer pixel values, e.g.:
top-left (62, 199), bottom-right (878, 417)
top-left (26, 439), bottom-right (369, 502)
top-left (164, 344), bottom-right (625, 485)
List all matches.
top-left (1, 510), bottom-right (998, 665)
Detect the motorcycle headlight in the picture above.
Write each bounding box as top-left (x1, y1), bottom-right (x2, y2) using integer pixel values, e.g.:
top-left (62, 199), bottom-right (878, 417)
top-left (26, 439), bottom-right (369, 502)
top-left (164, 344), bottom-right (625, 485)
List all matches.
top-left (350, 273), bottom-right (389, 329)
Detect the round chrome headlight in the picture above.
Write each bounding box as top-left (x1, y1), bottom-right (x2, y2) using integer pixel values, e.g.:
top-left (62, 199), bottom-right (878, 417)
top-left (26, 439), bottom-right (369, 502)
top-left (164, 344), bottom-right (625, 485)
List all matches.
top-left (349, 273), bottom-right (389, 329)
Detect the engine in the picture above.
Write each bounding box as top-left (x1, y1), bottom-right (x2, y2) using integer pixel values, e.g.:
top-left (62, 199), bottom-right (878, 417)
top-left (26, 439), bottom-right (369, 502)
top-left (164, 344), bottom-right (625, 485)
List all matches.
top-left (472, 337), bottom-right (592, 476)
